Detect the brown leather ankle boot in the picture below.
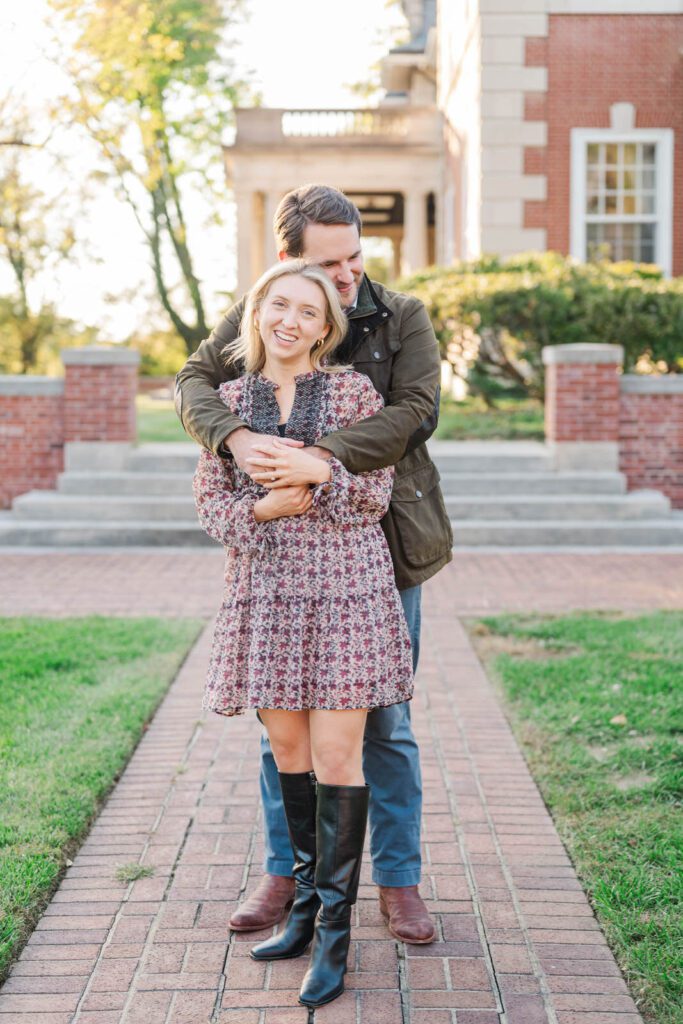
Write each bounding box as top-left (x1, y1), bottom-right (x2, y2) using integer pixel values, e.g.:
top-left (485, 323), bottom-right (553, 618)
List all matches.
top-left (229, 874), bottom-right (295, 932)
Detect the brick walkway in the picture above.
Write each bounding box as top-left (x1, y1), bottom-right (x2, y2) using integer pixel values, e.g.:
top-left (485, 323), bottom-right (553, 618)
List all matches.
top-left (1, 552), bottom-right (676, 1023)
top-left (1, 551), bottom-right (682, 617)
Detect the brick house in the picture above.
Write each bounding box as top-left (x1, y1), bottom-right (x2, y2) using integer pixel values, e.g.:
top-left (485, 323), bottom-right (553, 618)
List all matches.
top-left (225, 1), bottom-right (683, 287)
top-left (438, 0), bottom-right (683, 275)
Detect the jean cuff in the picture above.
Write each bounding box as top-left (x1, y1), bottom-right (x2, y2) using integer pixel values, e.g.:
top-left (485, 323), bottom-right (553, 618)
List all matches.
top-left (372, 866), bottom-right (421, 887)
top-left (264, 856), bottom-right (295, 877)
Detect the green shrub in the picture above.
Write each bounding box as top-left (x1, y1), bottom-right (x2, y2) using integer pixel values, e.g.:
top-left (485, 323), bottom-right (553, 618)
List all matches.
top-left (400, 252), bottom-right (683, 401)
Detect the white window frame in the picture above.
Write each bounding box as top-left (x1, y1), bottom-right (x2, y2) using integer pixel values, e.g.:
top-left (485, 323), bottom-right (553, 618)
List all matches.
top-left (570, 128), bottom-right (674, 275)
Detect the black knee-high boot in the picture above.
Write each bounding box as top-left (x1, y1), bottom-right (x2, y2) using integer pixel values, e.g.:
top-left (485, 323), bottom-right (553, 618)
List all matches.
top-left (250, 771), bottom-right (319, 961)
top-left (298, 783), bottom-right (369, 1008)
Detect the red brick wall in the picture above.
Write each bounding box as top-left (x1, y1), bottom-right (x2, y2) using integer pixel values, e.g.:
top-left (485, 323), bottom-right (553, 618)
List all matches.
top-left (619, 390), bottom-right (683, 507)
top-left (545, 362), bottom-right (621, 442)
top-left (64, 364), bottom-right (138, 442)
top-left (523, 14), bottom-right (683, 275)
top-left (0, 394), bottom-right (64, 509)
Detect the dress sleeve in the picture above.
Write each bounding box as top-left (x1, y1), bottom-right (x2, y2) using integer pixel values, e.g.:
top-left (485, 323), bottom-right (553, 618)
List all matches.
top-left (312, 375), bottom-right (394, 527)
top-left (193, 450), bottom-right (273, 552)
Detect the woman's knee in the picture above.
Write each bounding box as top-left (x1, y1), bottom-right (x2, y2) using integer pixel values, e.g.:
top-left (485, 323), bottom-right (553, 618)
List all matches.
top-left (310, 734), bottom-right (365, 783)
top-left (259, 710), bottom-right (312, 773)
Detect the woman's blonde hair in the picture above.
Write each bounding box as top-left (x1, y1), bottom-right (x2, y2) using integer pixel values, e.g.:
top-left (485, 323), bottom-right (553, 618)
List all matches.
top-left (223, 259), bottom-right (349, 374)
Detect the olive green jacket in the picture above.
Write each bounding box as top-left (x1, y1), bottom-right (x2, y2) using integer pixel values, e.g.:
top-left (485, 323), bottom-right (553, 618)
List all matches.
top-left (175, 276), bottom-right (453, 590)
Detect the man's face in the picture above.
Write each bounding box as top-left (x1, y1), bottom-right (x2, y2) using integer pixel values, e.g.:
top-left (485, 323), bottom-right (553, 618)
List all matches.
top-left (296, 222), bottom-right (364, 308)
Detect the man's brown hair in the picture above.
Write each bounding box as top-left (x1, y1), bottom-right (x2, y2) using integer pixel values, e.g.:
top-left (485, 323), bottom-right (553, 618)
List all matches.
top-left (274, 184), bottom-right (362, 256)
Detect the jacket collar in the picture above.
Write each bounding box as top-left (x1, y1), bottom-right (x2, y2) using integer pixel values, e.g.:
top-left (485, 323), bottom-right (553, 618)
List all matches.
top-left (347, 276), bottom-right (393, 327)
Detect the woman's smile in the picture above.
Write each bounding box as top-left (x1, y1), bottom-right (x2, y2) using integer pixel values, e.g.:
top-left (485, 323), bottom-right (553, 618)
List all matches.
top-left (256, 274), bottom-right (330, 372)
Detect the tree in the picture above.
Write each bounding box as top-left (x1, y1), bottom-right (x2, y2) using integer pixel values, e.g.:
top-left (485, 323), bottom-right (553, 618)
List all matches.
top-left (0, 137), bottom-right (81, 373)
top-left (49, 0), bottom-right (250, 354)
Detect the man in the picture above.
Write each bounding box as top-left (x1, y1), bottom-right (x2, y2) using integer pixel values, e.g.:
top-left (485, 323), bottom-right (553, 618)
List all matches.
top-left (175, 184), bottom-right (452, 943)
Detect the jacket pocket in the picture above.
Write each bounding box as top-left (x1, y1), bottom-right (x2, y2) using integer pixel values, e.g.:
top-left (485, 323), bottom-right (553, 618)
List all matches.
top-left (389, 462), bottom-right (453, 569)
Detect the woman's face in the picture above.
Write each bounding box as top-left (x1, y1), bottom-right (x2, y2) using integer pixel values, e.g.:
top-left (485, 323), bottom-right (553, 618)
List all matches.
top-left (256, 274), bottom-right (329, 370)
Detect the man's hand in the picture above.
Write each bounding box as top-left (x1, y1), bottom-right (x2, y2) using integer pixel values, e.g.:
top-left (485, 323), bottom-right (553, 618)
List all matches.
top-left (226, 428), bottom-right (304, 472)
top-left (253, 485), bottom-right (313, 522)
top-left (246, 439), bottom-right (332, 488)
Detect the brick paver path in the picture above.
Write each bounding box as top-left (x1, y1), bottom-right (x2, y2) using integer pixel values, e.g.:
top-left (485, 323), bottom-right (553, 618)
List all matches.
top-left (1, 551), bottom-right (682, 617)
top-left (1, 552), bottom-right (675, 1023)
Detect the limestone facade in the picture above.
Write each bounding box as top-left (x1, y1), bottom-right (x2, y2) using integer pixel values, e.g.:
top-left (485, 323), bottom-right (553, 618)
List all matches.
top-left (223, 0), bottom-right (683, 286)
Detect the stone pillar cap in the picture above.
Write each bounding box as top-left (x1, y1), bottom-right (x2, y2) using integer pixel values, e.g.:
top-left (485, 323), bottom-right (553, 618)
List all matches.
top-left (0, 376), bottom-right (65, 396)
top-left (621, 374), bottom-right (683, 394)
top-left (542, 343), bottom-right (623, 366)
top-left (62, 346), bottom-right (141, 366)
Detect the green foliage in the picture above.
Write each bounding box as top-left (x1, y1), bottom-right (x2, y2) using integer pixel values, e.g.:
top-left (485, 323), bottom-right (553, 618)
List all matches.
top-left (0, 297), bottom-right (98, 375)
top-left (126, 327), bottom-right (189, 376)
top-left (474, 611), bottom-right (683, 1024)
top-left (400, 252), bottom-right (683, 401)
top-left (0, 140), bottom-right (90, 372)
top-left (49, 0), bottom-right (251, 353)
top-left (0, 616), bottom-right (202, 981)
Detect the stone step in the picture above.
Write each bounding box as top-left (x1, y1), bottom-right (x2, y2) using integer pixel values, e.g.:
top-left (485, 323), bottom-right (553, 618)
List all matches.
top-left (58, 471), bottom-right (194, 496)
top-left (429, 440), bottom-right (551, 474)
top-left (0, 518), bottom-right (214, 547)
top-left (13, 492), bottom-right (197, 522)
top-left (1, 516), bottom-right (682, 548)
top-left (125, 443), bottom-right (200, 473)
top-left (57, 469), bottom-right (626, 499)
top-left (17, 489), bottom-right (666, 524)
top-left (449, 517), bottom-right (683, 547)
top-left (118, 441), bottom-right (553, 476)
top-left (439, 471), bottom-right (626, 496)
top-left (443, 491), bottom-right (669, 521)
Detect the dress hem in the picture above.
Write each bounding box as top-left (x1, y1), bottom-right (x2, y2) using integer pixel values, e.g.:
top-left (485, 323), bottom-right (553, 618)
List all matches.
top-left (204, 693), bottom-right (414, 719)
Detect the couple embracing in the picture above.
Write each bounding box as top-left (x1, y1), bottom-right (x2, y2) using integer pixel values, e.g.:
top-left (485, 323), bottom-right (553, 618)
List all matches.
top-left (176, 183), bottom-right (452, 1008)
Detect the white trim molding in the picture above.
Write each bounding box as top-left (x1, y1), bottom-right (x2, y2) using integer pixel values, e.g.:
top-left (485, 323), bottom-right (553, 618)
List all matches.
top-left (570, 127), bottom-right (674, 275)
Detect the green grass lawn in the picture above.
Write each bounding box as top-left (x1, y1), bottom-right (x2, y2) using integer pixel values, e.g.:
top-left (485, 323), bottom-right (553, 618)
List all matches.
top-left (0, 616), bottom-right (203, 981)
top-left (469, 611), bottom-right (683, 1024)
top-left (436, 395), bottom-right (545, 440)
top-left (137, 392), bottom-right (545, 444)
top-left (136, 395), bottom-right (192, 444)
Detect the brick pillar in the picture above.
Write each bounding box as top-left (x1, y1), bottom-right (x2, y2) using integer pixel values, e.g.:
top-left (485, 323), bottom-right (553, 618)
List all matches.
top-left (619, 376), bottom-right (683, 508)
top-left (61, 347), bottom-right (140, 470)
top-left (0, 378), bottom-right (65, 508)
top-left (542, 343), bottom-right (623, 470)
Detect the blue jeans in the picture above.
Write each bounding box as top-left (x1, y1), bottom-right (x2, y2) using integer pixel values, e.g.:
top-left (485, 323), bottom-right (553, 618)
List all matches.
top-left (259, 585), bottom-right (423, 887)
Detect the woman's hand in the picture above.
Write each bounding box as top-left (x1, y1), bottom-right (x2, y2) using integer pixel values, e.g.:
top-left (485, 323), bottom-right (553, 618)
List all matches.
top-left (253, 484), bottom-right (314, 522)
top-left (246, 439), bottom-right (332, 488)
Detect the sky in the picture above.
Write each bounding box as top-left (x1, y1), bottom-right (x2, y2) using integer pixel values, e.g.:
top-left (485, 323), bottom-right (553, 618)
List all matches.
top-left (0, 0), bottom-right (406, 340)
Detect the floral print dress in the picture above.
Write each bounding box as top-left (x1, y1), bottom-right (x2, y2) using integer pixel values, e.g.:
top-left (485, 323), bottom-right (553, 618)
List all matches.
top-left (193, 368), bottom-right (414, 717)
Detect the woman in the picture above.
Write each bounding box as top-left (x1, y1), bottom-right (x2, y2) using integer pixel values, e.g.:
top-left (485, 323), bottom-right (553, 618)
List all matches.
top-left (193, 259), bottom-right (414, 1008)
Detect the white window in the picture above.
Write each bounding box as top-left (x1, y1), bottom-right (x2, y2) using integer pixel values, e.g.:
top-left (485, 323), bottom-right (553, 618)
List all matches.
top-left (570, 129), bottom-right (673, 274)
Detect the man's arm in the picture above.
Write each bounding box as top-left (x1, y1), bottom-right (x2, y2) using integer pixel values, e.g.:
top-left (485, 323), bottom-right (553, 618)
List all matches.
top-left (174, 299), bottom-right (247, 454)
top-left (315, 299), bottom-right (440, 474)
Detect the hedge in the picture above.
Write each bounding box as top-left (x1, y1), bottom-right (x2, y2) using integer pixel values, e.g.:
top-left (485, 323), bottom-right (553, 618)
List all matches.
top-left (399, 252), bottom-right (683, 401)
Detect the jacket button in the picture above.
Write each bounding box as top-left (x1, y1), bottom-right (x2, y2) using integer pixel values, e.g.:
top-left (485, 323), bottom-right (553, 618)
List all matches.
top-left (415, 489), bottom-right (423, 498)
top-left (382, 312), bottom-right (388, 317)
top-left (373, 351), bottom-right (381, 359)
top-left (363, 326), bottom-right (370, 333)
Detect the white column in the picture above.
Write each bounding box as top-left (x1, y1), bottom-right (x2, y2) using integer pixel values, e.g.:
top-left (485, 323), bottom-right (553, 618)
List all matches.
top-left (235, 188), bottom-right (254, 296)
top-left (264, 191), bottom-right (281, 267)
top-left (401, 190), bottom-right (428, 275)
